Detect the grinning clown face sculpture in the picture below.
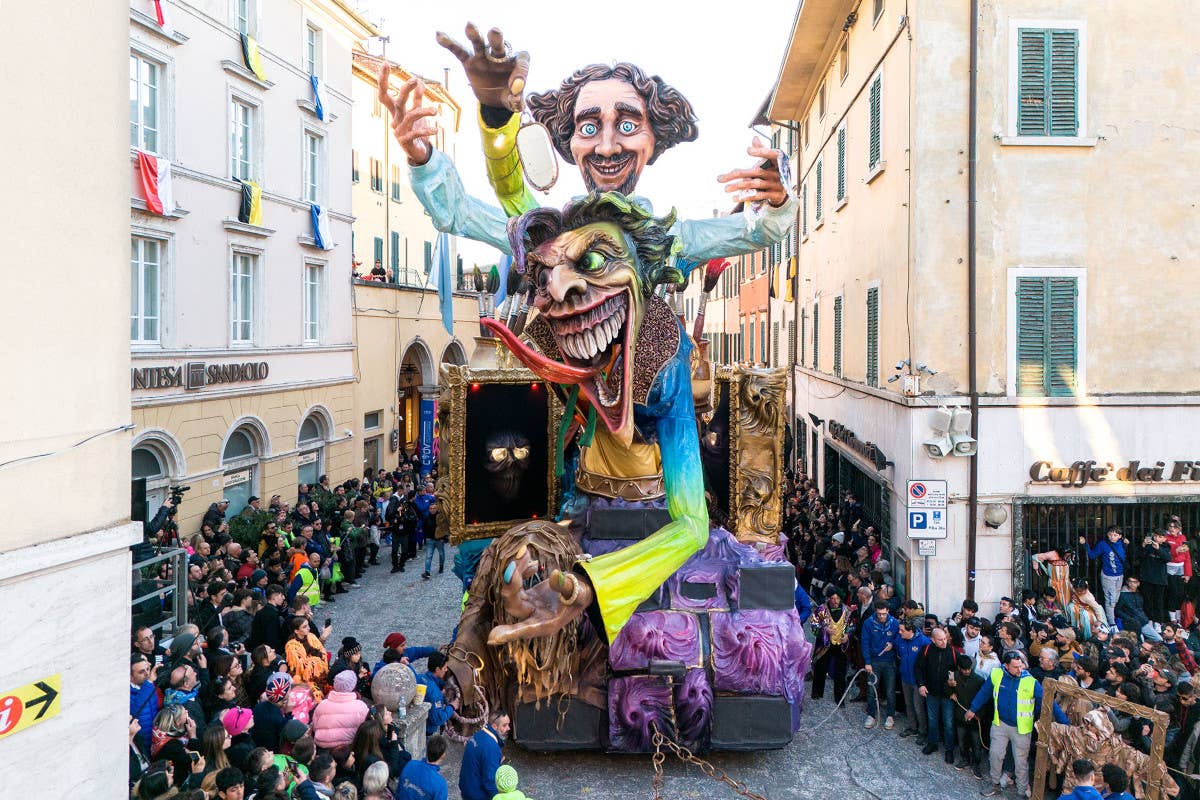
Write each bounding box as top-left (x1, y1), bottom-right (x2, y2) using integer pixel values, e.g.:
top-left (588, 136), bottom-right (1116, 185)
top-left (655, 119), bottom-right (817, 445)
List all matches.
top-left (483, 193), bottom-right (681, 447)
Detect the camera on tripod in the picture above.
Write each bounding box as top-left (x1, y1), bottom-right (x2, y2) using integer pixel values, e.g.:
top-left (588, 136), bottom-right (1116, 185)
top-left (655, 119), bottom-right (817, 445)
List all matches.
top-left (169, 484), bottom-right (191, 506)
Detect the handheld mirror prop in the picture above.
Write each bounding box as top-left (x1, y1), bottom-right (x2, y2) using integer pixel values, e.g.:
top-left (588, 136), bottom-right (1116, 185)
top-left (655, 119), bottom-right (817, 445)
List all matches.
top-left (516, 112), bottom-right (559, 192)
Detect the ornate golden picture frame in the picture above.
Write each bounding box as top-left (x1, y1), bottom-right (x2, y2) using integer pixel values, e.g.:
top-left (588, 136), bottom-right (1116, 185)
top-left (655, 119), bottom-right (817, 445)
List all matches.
top-left (438, 365), bottom-right (563, 545)
top-left (711, 366), bottom-right (787, 545)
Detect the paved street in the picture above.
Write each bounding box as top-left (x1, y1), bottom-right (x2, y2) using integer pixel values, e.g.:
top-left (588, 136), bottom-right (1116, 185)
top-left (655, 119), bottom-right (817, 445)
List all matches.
top-left (333, 547), bottom-right (985, 800)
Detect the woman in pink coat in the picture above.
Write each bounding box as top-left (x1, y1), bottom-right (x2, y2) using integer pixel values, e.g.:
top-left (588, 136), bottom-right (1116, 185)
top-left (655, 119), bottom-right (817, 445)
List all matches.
top-left (311, 670), bottom-right (369, 753)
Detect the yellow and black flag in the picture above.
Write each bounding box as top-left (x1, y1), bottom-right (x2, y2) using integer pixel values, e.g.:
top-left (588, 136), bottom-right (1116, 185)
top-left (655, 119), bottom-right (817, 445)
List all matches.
top-left (239, 33), bottom-right (267, 81)
top-left (238, 180), bottom-right (263, 226)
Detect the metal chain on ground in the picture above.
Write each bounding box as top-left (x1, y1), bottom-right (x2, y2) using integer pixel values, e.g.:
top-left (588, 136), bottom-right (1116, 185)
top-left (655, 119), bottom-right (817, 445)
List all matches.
top-left (649, 723), bottom-right (770, 800)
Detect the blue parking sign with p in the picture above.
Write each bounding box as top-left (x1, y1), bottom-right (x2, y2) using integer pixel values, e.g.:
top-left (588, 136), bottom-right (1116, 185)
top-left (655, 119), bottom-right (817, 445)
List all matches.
top-left (909, 511), bottom-right (927, 529)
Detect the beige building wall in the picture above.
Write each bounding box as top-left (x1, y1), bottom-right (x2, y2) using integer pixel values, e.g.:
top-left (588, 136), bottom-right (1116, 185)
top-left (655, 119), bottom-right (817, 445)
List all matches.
top-left (0, 2), bottom-right (140, 798)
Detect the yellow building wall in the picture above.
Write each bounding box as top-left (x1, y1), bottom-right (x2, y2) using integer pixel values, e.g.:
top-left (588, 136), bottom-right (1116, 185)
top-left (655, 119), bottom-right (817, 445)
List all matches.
top-left (133, 382), bottom-right (356, 534)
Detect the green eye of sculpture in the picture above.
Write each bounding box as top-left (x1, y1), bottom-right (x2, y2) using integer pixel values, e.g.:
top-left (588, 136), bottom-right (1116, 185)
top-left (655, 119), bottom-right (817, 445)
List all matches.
top-left (580, 250), bottom-right (605, 272)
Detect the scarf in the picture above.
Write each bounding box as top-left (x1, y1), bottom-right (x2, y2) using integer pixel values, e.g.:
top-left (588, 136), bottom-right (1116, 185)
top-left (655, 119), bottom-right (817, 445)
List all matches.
top-left (150, 727), bottom-right (184, 758)
top-left (164, 686), bottom-right (199, 706)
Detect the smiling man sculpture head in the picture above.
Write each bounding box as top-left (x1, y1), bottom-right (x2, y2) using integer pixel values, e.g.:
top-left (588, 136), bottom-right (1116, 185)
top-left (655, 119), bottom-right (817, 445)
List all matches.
top-left (525, 62), bottom-right (699, 195)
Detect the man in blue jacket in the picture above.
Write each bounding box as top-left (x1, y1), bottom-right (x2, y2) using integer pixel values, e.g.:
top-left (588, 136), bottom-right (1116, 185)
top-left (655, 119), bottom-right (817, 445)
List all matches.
top-left (1059, 759), bottom-right (1104, 800)
top-left (129, 653), bottom-right (160, 753)
top-left (896, 619), bottom-right (930, 740)
top-left (459, 709), bottom-right (510, 800)
top-left (416, 652), bottom-right (456, 735)
top-left (967, 651), bottom-right (1069, 798)
top-left (861, 599), bottom-right (900, 730)
top-left (398, 734), bottom-right (449, 800)
top-left (1081, 525), bottom-right (1127, 626)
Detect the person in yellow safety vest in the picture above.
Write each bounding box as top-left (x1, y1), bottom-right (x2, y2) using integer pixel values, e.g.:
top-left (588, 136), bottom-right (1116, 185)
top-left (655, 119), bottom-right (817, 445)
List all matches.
top-left (966, 651), bottom-right (1068, 798)
top-left (287, 551), bottom-right (322, 609)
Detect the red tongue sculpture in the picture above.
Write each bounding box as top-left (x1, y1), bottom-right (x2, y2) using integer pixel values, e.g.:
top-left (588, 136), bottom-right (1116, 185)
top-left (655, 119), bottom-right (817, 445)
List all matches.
top-left (481, 318), bottom-right (628, 438)
top-left (481, 318), bottom-right (599, 385)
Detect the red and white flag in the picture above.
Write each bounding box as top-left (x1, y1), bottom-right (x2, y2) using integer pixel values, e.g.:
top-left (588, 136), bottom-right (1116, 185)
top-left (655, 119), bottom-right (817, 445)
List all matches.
top-left (150, 0), bottom-right (173, 34)
top-left (136, 151), bottom-right (174, 215)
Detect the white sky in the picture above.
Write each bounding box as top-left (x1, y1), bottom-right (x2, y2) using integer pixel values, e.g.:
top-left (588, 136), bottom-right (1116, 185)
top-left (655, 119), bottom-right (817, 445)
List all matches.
top-left (356, 0), bottom-right (799, 265)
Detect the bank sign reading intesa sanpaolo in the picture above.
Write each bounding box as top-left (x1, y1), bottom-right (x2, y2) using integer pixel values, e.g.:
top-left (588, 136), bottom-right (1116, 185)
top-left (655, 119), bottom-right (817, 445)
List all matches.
top-left (1030, 460), bottom-right (1200, 488)
top-left (131, 361), bottom-right (270, 391)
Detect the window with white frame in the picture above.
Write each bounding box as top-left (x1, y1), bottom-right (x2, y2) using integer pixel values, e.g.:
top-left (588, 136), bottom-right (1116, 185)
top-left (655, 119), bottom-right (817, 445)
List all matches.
top-left (131, 236), bottom-right (162, 344)
top-left (1009, 22), bottom-right (1085, 139)
top-left (305, 23), bottom-right (322, 77)
top-left (868, 72), bottom-right (883, 171)
top-left (231, 252), bottom-right (256, 343)
top-left (234, 0), bottom-right (257, 36)
top-left (391, 164), bottom-right (402, 202)
top-left (303, 262), bottom-right (322, 343)
top-left (230, 98), bottom-right (255, 181)
top-left (129, 52), bottom-right (162, 154)
top-left (818, 82), bottom-right (826, 118)
top-left (303, 130), bottom-right (322, 204)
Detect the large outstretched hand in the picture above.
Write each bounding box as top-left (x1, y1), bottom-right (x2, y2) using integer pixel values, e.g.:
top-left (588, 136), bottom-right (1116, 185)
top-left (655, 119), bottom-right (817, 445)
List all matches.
top-left (377, 67), bottom-right (439, 166)
top-left (717, 136), bottom-right (790, 208)
top-left (487, 547), bottom-right (593, 645)
top-left (436, 23), bottom-right (530, 114)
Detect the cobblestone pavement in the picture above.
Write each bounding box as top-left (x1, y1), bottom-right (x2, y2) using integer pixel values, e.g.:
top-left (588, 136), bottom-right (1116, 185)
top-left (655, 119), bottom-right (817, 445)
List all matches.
top-left (331, 547), bottom-right (986, 799)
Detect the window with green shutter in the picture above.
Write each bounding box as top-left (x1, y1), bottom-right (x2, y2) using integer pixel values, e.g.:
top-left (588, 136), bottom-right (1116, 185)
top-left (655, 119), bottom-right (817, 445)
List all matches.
top-left (833, 296), bottom-right (843, 377)
top-left (761, 319), bottom-right (767, 363)
top-left (788, 319), bottom-right (796, 364)
top-left (866, 286), bottom-right (879, 387)
top-left (868, 73), bottom-right (882, 169)
top-left (748, 321), bottom-right (754, 364)
top-left (800, 309), bottom-right (807, 367)
top-left (812, 303), bottom-right (820, 371)
top-left (1018, 28), bottom-right (1079, 136)
top-left (423, 240), bottom-right (432, 273)
top-left (373, 236), bottom-right (383, 267)
top-left (815, 160), bottom-right (823, 221)
top-left (390, 231), bottom-right (399, 271)
top-left (1016, 276), bottom-right (1078, 396)
top-left (836, 126), bottom-right (847, 201)
top-left (801, 183), bottom-right (808, 235)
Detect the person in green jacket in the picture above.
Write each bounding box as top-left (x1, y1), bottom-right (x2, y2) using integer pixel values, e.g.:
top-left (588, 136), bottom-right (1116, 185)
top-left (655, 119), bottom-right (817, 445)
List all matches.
top-left (493, 764), bottom-right (531, 800)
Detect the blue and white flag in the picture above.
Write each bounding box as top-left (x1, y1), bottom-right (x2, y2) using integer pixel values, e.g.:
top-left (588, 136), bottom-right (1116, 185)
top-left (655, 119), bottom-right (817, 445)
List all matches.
top-left (310, 204), bottom-right (332, 250)
top-left (427, 231), bottom-right (454, 334)
top-left (309, 74), bottom-right (325, 121)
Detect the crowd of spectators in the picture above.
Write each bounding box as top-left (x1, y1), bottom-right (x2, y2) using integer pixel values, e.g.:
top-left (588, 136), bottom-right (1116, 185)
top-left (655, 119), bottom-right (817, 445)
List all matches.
top-left (785, 470), bottom-right (1196, 799)
top-left (130, 457), bottom-right (529, 800)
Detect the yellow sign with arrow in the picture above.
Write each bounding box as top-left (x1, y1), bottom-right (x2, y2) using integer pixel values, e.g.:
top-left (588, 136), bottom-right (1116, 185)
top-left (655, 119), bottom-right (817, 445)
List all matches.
top-left (0, 674), bottom-right (61, 740)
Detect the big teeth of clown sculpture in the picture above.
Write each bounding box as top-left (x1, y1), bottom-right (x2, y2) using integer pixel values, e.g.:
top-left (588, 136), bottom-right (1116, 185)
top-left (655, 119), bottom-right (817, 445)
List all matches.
top-left (378, 22), bottom-right (810, 752)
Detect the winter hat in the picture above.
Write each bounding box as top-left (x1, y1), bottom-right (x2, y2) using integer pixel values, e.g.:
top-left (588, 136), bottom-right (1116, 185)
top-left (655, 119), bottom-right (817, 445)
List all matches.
top-left (281, 718), bottom-right (309, 743)
top-left (383, 632), bottom-right (407, 650)
top-left (168, 632), bottom-right (197, 659)
top-left (250, 569), bottom-right (268, 584)
top-left (340, 637), bottom-right (362, 657)
top-left (264, 672), bottom-right (293, 702)
top-left (495, 765), bottom-right (519, 793)
top-left (333, 670), bottom-right (357, 693)
top-left (221, 707), bottom-right (253, 738)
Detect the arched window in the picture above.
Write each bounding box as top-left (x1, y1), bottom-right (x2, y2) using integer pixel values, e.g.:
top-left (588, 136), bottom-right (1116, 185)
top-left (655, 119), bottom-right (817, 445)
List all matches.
top-left (132, 447), bottom-right (165, 480)
top-left (296, 411), bottom-right (328, 488)
top-left (131, 434), bottom-right (183, 521)
top-left (222, 423), bottom-right (264, 514)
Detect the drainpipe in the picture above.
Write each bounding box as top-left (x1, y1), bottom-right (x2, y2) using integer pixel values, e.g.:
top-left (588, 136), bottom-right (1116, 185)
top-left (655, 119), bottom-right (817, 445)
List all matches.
top-left (965, 0), bottom-right (980, 600)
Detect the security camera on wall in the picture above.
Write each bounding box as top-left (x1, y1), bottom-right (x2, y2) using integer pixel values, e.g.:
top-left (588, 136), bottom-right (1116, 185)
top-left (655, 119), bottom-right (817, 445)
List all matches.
top-left (922, 407), bottom-right (954, 458)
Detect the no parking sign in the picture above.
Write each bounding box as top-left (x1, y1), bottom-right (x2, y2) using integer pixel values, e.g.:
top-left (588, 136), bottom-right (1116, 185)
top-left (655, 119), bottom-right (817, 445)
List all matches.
top-left (907, 480), bottom-right (947, 539)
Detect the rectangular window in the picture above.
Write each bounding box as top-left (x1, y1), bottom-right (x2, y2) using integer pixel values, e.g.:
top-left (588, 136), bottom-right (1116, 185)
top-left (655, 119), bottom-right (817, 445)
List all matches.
top-left (230, 98), bottom-right (254, 181)
top-left (812, 302), bottom-right (820, 371)
top-left (351, 150), bottom-right (359, 183)
top-left (131, 237), bottom-right (161, 343)
top-left (772, 321), bottom-right (780, 366)
top-left (390, 164), bottom-right (402, 201)
top-left (373, 237), bottom-right (383, 269)
top-left (801, 183), bottom-right (808, 235)
top-left (760, 319), bottom-right (767, 364)
top-left (866, 286), bottom-right (879, 387)
top-left (303, 262), bottom-right (321, 343)
top-left (373, 95), bottom-right (382, 118)
top-left (305, 23), bottom-right (322, 77)
top-left (423, 241), bottom-right (432, 273)
top-left (869, 73), bottom-right (883, 170)
top-left (802, 117), bottom-right (809, 149)
top-left (800, 308), bottom-right (807, 367)
top-left (833, 295), bottom-right (843, 377)
top-left (818, 82), bottom-right (826, 118)
top-left (129, 53), bottom-right (161, 154)
top-left (1017, 28), bottom-right (1079, 137)
top-left (788, 319), bottom-right (796, 364)
top-left (231, 253), bottom-right (255, 343)
top-left (235, 0), bottom-right (255, 36)
top-left (369, 158), bottom-right (383, 192)
top-left (839, 39), bottom-right (849, 82)
top-left (815, 159), bottom-right (823, 221)
top-left (390, 232), bottom-right (400, 271)
top-left (743, 321), bottom-right (749, 362)
top-left (303, 131), bottom-right (321, 204)
top-left (364, 411), bottom-right (382, 430)
top-left (836, 125), bottom-right (847, 201)
top-left (1016, 276), bottom-right (1078, 396)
